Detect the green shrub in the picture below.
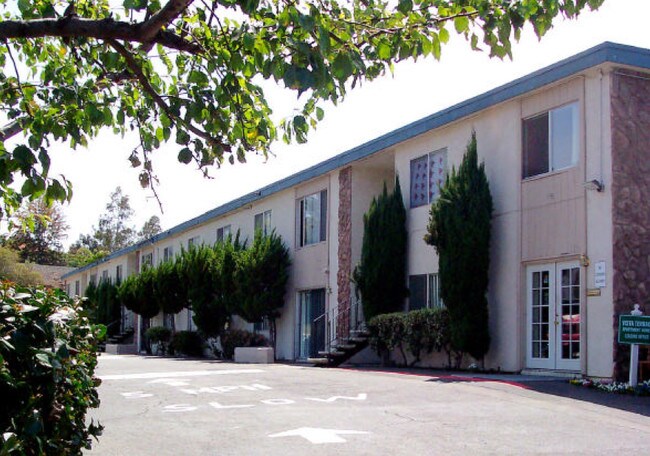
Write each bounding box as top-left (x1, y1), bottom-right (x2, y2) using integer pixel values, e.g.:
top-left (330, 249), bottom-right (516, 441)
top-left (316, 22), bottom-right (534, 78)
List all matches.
top-left (368, 308), bottom-right (450, 367)
top-left (171, 331), bottom-right (204, 357)
top-left (0, 283), bottom-right (104, 454)
top-left (219, 329), bottom-right (268, 360)
top-left (367, 312), bottom-right (408, 365)
top-left (145, 326), bottom-right (172, 343)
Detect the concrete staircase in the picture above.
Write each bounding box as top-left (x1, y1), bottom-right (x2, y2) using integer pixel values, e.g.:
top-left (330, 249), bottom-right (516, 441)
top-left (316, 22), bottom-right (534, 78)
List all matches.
top-left (308, 328), bottom-right (370, 367)
top-left (99, 327), bottom-right (135, 353)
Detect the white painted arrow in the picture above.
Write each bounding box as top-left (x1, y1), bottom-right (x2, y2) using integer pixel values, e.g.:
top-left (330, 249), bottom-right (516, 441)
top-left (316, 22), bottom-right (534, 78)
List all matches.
top-left (268, 427), bottom-right (369, 444)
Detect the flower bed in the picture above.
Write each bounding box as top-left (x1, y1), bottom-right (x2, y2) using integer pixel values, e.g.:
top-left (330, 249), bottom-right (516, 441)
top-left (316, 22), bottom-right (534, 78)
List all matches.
top-left (569, 378), bottom-right (650, 396)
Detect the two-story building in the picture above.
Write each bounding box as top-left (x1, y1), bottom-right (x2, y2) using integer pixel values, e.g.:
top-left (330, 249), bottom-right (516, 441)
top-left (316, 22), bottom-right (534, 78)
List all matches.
top-left (63, 42), bottom-right (650, 379)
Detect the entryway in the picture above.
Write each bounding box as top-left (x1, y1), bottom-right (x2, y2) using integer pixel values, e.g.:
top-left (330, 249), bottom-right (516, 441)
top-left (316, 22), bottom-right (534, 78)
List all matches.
top-left (526, 261), bottom-right (581, 371)
top-left (297, 288), bottom-right (326, 359)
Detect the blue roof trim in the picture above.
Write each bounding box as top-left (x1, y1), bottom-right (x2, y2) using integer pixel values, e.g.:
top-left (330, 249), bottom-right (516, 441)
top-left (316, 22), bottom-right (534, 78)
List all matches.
top-left (62, 42), bottom-right (650, 280)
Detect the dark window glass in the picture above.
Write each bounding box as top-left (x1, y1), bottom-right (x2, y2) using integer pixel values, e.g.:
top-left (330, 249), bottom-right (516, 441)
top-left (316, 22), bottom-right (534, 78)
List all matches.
top-left (408, 275), bottom-right (427, 310)
top-left (523, 113), bottom-right (549, 178)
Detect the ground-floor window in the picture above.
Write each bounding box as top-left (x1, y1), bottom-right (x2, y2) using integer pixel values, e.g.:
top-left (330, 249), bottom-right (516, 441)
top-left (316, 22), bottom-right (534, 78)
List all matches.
top-left (408, 273), bottom-right (442, 310)
top-left (297, 289), bottom-right (326, 359)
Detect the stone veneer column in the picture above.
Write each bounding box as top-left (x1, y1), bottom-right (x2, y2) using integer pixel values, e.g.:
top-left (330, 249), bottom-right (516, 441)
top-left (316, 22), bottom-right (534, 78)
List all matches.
top-left (610, 69), bottom-right (650, 380)
top-left (337, 167), bottom-right (352, 338)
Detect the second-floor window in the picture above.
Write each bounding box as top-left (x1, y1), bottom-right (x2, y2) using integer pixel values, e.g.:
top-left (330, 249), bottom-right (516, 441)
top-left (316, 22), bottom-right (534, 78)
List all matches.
top-left (163, 246), bottom-right (174, 262)
top-left (216, 225), bottom-right (231, 243)
top-left (523, 102), bottom-right (579, 178)
top-left (141, 253), bottom-right (153, 270)
top-left (254, 210), bottom-right (272, 236)
top-left (116, 265), bottom-right (123, 283)
top-left (298, 190), bottom-right (327, 247)
top-left (188, 236), bottom-right (200, 248)
top-left (410, 148), bottom-right (447, 208)
top-left (101, 270), bottom-right (109, 283)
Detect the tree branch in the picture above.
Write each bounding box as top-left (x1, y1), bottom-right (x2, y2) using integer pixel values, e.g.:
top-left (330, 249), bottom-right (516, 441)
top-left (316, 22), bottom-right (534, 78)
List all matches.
top-left (107, 38), bottom-right (230, 154)
top-left (140, 0), bottom-right (194, 42)
top-left (0, 17), bottom-right (201, 54)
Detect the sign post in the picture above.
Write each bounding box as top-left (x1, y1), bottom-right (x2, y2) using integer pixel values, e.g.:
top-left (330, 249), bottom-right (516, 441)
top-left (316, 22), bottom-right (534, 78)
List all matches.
top-left (618, 304), bottom-right (648, 387)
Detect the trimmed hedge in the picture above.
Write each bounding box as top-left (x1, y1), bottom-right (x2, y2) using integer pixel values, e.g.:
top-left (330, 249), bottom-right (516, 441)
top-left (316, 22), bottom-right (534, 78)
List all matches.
top-left (367, 308), bottom-right (450, 367)
top-left (0, 283), bottom-right (104, 454)
top-left (171, 331), bottom-right (204, 357)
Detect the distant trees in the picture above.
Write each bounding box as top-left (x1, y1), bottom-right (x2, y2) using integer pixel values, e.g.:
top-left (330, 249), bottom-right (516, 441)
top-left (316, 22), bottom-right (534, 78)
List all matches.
top-left (425, 132), bottom-right (493, 364)
top-left (68, 187), bottom-right (162, 267)
top-left (0, 246), bottom-right (43, 285)
top-left (6, 199), bottom-right (68, 265)
top-left (138, 216), bottom-right (162, 241)
top-left (353, 178), bottom-right (408, 322)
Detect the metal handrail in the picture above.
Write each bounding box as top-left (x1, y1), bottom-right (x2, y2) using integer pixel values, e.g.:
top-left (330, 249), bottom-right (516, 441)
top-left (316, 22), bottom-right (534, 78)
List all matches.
top-left (311, 297), bottom-right (364, 352)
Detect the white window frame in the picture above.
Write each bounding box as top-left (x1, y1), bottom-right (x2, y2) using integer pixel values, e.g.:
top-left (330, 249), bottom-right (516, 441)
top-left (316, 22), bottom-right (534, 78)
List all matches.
top-left (523, 102), bottom-right (579, 179)
top-left (408, 273), bottom-right (443, 310)
top-left (163, 246), bottom-right (174, 262)
top-left (216, 225), bottom-right (232, 243)
top-left (298, 190), bottom-right (327, 247)
top-left (409, 148), bottom-right (447, 208)
top-left (254, 210), bottom-right (272, 236)
top-left (141, 253), bottom-right (153, 271)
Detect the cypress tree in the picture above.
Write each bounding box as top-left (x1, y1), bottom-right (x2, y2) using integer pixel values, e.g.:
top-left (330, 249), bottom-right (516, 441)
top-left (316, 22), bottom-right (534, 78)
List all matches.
top-left (353, 177), bottom-right (408, 322)
top-left (425, 132), bottom-right (493, 362)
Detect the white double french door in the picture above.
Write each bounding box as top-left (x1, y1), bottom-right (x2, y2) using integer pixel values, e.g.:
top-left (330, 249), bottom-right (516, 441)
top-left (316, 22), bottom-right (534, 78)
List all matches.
top-left (526, 262), bottom-right (581, 371)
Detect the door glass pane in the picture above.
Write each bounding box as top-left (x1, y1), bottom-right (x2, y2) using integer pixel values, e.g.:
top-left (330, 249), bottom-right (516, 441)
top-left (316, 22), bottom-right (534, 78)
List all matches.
top-left (299, 289), bottom-right (326, 358)
top-left (559, 267), bottom-right (580, 360)
top-left (531, 269), bottom-right (551, 360)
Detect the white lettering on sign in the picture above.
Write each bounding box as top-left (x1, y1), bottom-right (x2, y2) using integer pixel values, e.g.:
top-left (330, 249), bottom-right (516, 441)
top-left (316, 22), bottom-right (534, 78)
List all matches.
top-left (208, 401), bottom-right (254, 410)
top-left (180, 384), bottom-right (272, 395)
top-left (594, 261), bottom-right (606, 288)
top-left (121, 391), bottom-right (153, 399)
top-left (304, 393), bottom-right (367, 403)
top-left (163, 404), bottom-right (198, 413)
top-left (268, 427), bottom-right (370, 444)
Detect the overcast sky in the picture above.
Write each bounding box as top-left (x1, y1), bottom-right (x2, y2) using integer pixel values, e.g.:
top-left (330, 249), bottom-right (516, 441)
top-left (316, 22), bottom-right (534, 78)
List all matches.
top-left (24, 0), bottom-right (650, 248)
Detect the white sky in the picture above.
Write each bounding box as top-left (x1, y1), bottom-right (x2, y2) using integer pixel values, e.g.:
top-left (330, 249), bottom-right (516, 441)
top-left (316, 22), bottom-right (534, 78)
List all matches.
top-left (30, 0), bottom-right (650, 248)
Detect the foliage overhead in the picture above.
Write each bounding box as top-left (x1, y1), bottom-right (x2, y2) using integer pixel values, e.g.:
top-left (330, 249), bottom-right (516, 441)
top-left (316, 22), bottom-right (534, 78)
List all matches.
top-left (6, 199), bottom-right (68, 265)
top-left (425, 132), bottom-right (493, 362)
top-left (64, 246), bottom-right (109, 268)
top-left (0, 0), bottom-right (603, 217)
top-left (353, 177), bottom-right (407, 321)
top-left (0, 283), bottom-right (104, 454)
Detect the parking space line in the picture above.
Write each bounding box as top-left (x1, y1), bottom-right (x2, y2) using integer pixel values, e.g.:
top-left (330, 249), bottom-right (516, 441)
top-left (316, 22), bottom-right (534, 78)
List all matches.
top-left (99, 368), bottom-right (264, 380)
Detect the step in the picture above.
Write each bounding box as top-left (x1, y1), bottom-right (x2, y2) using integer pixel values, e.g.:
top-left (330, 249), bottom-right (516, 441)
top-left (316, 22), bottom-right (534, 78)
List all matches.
top-left (332, 344), bottom-right (356, 351)
top-left (348, 337), bottom-right (368, 343)
top-left (350, 329), bottom-right (370, 337)
top-left (308, 357), bottom-right (330, 365)
top-left (318, 350), bottom-right (346, 357)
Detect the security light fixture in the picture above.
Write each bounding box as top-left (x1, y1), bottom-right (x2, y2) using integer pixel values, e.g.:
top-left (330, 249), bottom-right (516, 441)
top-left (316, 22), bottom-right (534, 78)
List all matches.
top-left (582, 179), bottom-right (604, 192)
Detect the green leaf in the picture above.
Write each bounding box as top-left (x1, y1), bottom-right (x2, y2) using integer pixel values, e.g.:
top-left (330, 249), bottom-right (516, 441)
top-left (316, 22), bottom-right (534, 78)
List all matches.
top-left (332, 53), bottom-right (354, 80)
top-left (454, 16), bottom-right (470, 34)
top-left (315, 107), bottom-right (324, 121)
top-left (123, 0), bottom-right (148, 11)
top-left (397, 0), bottom-right (413, 15)
top-left (178, 148), bottom-right (193, 164)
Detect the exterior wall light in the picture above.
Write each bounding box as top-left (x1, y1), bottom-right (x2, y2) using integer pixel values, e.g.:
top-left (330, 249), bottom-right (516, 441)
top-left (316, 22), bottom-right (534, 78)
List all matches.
top-left (582, 179), bottom-right (604, 192)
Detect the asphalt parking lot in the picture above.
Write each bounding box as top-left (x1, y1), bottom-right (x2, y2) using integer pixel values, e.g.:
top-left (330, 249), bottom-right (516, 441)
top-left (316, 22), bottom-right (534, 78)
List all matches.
top-left (87, 355), bottom-right (650, 455)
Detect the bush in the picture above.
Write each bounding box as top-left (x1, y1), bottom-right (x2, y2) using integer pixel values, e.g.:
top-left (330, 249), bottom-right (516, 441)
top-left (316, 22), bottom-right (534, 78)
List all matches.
top-left (219, 329), bottom-right (268, 360)
top-left (0, 282), bottom-right (104, 454)
top-left (367, 308), bottom-right (450, 367)
top-left (171, 331), bottom-right (204, 357)
top-left (145, 326), bottom-right (172, 343)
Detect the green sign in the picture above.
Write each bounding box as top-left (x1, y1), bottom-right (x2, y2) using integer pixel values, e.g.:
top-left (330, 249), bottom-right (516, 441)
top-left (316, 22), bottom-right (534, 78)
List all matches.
top-left (618, 315), bottom-right (650, 344)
